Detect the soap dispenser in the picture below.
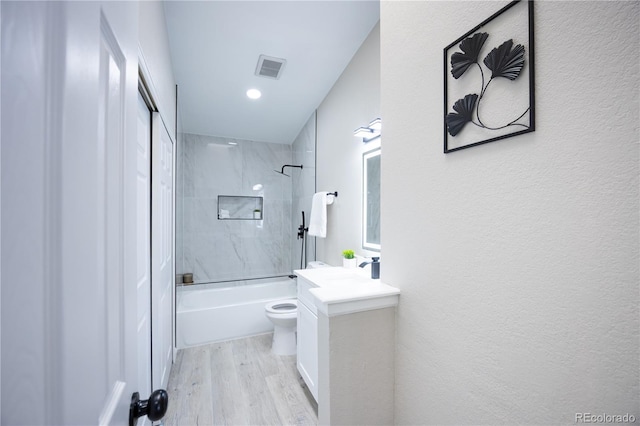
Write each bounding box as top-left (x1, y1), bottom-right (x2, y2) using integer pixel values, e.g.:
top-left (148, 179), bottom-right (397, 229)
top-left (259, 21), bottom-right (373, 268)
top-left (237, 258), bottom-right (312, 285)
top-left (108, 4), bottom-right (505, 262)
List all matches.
top-left (359, 257), bottom-right (380, 279)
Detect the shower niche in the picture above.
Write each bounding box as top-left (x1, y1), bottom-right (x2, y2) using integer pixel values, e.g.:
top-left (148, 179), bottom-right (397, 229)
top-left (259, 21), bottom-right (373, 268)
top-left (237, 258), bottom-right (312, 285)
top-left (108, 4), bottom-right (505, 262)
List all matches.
top-left (218, 195), bottom-right (263, 220)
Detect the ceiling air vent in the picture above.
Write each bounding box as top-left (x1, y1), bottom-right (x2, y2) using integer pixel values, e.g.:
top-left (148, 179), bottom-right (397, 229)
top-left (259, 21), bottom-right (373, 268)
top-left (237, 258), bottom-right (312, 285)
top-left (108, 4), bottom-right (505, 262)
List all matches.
top-left (255, 55), bottom-right (286, 80)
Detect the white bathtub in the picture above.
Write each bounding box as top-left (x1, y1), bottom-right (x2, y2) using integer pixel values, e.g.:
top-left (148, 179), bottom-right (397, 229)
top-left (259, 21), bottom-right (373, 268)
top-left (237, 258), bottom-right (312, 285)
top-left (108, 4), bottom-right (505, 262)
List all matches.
top-left (176, 276), bottom-right (297, 348)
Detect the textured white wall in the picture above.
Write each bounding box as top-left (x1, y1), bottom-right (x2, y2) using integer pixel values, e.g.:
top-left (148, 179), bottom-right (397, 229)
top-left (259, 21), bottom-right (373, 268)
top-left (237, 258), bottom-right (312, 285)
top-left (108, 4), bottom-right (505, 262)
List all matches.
top-left (381, 1), bottom-right (639, 424)
top-left (317, 22), bottom-right (381, 266)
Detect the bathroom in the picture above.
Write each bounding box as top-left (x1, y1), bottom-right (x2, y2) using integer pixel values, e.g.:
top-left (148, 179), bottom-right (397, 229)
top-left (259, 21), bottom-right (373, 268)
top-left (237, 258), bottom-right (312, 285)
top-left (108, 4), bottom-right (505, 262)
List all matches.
top-left (168, 0), bottom-right (384, 423)
top-left (2, 0), bottom-right (636, 424)
top-left (171, 0), bottom-right (382, 317)
top-left (166, 0), bottom-right (638, 423)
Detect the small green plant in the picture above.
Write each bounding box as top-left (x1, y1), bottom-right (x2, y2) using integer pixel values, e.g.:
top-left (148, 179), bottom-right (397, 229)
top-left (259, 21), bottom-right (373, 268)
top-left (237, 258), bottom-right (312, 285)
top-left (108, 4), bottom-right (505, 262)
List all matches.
top-left (342, 249), bottom-right (355, 259)
top-left (254, 209), bottom-right (261, 212)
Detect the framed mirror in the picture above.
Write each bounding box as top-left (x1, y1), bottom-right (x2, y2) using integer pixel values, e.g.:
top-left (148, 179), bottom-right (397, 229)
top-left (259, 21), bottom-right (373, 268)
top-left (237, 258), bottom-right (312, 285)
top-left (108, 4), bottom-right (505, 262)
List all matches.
top-left (363, 147), bottom-right (381, 251)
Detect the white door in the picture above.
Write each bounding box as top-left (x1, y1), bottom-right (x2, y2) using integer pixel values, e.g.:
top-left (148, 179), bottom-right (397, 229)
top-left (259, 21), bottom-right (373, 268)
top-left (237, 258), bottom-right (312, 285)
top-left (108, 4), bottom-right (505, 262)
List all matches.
top-left (151, 114), bottom-right (174, 390)
top-left (1, 2), bottom-right (152, 424)
top-left (136, 91), bottom-right (153, 426)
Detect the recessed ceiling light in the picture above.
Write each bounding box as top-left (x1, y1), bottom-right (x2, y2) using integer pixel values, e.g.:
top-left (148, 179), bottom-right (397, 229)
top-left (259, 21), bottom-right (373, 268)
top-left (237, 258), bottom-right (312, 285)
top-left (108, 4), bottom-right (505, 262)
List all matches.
top-left (246, 88), bottom-right (262, 100)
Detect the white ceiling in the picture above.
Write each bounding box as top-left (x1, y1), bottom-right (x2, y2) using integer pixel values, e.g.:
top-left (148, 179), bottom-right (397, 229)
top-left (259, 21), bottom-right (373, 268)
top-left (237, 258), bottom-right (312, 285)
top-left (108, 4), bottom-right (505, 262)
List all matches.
top-left (163, 1), bottom-right (380, 144)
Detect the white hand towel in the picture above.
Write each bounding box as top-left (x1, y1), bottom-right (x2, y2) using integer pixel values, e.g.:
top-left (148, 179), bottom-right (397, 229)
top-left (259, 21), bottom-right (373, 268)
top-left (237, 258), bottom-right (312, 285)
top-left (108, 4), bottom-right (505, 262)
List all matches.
top-left (308, 192), bottom-right (328, 238)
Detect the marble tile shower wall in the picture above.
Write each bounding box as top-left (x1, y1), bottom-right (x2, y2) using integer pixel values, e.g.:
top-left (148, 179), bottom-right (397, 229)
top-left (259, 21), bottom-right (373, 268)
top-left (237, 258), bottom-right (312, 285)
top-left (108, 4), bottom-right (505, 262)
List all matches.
top-left (291, 113), bottom-right (317, 269)
top-left (178, 133), bottom-right (293, 283)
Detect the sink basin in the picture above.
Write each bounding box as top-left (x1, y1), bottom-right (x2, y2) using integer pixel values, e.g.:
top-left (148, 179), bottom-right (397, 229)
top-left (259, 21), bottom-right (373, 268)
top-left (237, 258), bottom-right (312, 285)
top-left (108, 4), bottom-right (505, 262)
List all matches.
top-left (294, 266), bottom-right (400, 317)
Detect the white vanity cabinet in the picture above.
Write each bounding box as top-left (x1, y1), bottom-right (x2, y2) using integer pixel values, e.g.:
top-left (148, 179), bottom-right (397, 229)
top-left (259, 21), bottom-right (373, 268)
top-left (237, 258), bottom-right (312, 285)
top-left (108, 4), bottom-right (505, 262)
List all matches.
top-left (296, 275), bottom-right (319, 401)
top-left (295, 267), bottom-right (400, 425)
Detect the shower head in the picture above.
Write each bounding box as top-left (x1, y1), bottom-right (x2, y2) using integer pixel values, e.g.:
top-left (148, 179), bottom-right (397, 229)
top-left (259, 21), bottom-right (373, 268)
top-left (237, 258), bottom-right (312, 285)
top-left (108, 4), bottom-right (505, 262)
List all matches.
top-left (274, 168), bottom-right (290, 177)
top-left (274, 164), bottom-right (303, 177)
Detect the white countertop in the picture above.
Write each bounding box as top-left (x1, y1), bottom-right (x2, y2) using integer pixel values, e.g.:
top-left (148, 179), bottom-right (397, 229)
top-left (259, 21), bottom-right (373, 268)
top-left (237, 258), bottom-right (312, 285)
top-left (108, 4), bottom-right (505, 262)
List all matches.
top-left (294, 267), bottom-right (400, 317)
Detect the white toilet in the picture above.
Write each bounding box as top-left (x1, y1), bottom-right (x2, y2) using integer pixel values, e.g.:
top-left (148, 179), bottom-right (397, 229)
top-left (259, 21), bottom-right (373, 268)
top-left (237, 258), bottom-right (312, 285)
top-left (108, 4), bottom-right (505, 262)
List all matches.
top-left (264, 299), bottom-right (298, 356)
top-left (265, 262), bottom-right (329, 356)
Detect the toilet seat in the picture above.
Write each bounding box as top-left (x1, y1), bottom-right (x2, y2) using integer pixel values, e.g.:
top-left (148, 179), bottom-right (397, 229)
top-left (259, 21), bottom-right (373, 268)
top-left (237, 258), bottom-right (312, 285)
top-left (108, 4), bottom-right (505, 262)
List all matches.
top-left (264, 299), bottom-right (298, 355)
top-left (265, 299), bottom-right (297, 315)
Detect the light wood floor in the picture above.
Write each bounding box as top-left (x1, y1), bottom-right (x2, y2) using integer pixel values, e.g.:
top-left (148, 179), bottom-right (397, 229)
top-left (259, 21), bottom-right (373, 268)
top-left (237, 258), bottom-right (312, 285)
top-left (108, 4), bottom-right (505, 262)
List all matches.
top-left (163, 333), bottom-right (318, 426)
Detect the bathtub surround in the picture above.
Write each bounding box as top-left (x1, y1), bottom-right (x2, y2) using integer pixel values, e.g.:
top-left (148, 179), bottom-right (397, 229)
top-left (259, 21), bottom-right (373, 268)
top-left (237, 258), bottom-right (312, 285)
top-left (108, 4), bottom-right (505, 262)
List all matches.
top-left (177, 133), bottom-right (293, 283)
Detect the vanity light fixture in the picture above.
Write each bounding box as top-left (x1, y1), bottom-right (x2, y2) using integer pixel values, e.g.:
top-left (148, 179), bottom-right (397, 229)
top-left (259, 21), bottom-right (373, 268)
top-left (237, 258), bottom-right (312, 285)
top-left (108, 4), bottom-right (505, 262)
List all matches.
top-left (353, 118), bottom-right (381, 142)
top-left (354, 126), bottom-right (376, 140)
top-left (368, 118), bottom-right (381, 131)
